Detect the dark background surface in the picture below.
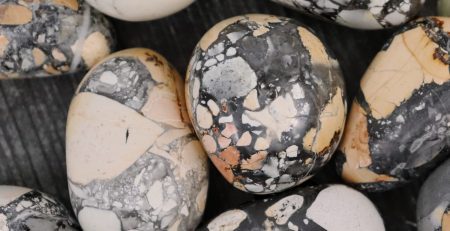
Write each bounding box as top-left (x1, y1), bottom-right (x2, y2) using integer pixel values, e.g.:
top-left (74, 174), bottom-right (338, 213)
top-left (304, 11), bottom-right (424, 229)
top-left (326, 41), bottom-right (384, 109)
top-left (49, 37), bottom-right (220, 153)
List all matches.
top-left (0, 0), bottom-right (439, 230)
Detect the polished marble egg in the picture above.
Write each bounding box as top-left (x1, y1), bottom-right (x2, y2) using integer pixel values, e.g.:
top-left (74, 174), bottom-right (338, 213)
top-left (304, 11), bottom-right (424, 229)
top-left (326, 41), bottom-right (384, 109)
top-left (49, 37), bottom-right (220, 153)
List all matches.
top-left (0, 185), bottom-right (80, 230)
top-left (186, 14), bottom-right (347, 194)
top-left (417, 159), bottom-right (450, 231)
top-left (85, 0), bottom-right (195, 21)
top-left (66, 48), bottom-right (209, 231)
top-left (0, 0), bottom-right (115, 79)
top-left (271, 0), bottom-right (425, 29)
top-left (336, 17), bottom-right (450, 191)
top-left (201, 184), bottom-right (385, 231)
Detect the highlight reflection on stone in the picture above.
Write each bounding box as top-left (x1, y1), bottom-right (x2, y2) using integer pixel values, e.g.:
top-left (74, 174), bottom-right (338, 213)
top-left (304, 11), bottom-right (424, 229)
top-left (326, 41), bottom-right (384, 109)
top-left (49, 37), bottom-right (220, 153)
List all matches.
top-left (186, 14), bottom-right (347, 194)
top-left (336, 17), bottom-right (450, 191)
top-left (0, 0), bottom-right (115, 79)
top-left (66, 48), bottom-right (208, 231)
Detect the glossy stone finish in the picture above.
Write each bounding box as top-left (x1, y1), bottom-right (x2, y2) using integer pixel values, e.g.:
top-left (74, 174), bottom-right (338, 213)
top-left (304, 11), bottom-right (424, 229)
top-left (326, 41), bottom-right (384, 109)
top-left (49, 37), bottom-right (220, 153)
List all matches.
top-left (85, 0), bottom-right (195, 21)
top-left (0, 0), bottom-right (115, 79)
top-left (0, 186), bottom-right (80, 231)
top-left (336, 17), bottom-right (450, 191)
top-left (417, 159), bottom-right (450, 231)
top-left (200, 184), bottom-right (385, 231)
top-left (66, 48), bottom-right (208, 231)
top-left (271, 0), bottom-right (425, 30)
top-left (439, 0), bottom-right (450, 16)
top-left (186, 14), bottom-right (347, 194)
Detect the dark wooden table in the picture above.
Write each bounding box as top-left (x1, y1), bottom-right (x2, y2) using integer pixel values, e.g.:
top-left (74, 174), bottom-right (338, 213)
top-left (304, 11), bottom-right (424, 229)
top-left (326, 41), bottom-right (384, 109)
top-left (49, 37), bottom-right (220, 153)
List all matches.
top-left (0, 0), bottom-right (438, 230)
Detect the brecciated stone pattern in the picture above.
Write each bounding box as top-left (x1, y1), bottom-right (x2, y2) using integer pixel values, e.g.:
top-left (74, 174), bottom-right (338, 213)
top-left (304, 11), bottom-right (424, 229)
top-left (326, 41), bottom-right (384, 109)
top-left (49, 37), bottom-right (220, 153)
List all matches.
top-left (0, 186), bottom-right (80, 231)
top-left (186, 14), bottom-right (346, 194)
top-left (201, 184), bottom-right (385, 231)
top-left (66, 48), bottom-right (208, 231)
top-left (336, 17), bottom-right (450, 191)
top-left (417, 159), bottom-right (450, 231)
top-left (0, 0), bottom-right (115, 79)
top-left (271, 0), bottom-right (425, 29)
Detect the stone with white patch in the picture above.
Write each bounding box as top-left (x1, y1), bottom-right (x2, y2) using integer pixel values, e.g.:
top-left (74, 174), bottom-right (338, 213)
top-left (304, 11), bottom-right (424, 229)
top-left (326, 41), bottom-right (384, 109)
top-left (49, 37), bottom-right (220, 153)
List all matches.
top-left (186, 14), bottom-right (346, 194)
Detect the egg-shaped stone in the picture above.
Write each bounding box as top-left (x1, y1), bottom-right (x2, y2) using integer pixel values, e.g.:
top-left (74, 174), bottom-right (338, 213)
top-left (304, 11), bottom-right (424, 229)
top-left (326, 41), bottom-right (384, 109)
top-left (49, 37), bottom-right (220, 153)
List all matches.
top-left (186, 14), bottom-right (347, 194)
top-left (85, 0), bottom-right (194, 22)
top-left (417, 159), bottom-right (450, 231)
top-left (336, 17), bottom-right (450, 191)
top-left (201, 184), bottom-right (385, 231)
top-left (271, 0), bottom-right (425, 30)
top-left (66, 48), bottom-right (209, 231)
top-left (0, 0), bottom-right (115, 79)
top-left (0, 185), bottom-right (80, 230)
top-left (439, 0), bottom-right (450, 16)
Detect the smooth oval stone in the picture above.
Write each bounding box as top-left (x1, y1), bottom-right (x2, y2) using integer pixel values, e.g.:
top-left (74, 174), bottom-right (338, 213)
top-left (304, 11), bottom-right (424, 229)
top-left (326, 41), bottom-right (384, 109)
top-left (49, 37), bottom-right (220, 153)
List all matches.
top-left (186, 14), bottom-right (347, 194)
top-left (200, 184), bottom-right (385, 231)
top-left (0, 0), bottom-right (116, 79)
top-left (271, 0), bottom-right (425, 30)
top-left (439, 0), bottom-right (450, 16)
top-left (336, 17), bottom-right (450, 191)
top-left (85, 0), bottom-right (194, 21)
top-left (0, 185), bottom-right (80, 230)
top-left (417, 159), bottom-right (450, 231)
top-left (66, 48), bottom-right (209, 231)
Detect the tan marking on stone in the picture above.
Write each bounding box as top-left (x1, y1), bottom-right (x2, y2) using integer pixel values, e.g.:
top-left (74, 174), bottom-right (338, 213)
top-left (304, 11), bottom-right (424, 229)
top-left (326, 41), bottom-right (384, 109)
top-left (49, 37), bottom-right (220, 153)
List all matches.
top-left (196, 104), bottom-right (213, 129)
top-left (219, 146), bottom-right (240, 166)
top-left (32, 48), bottom-right (46, 66)
top-left (339, 101), bottom-right (372, 169)
top-left (53, 0), bottom-right (79, 10)
top-left (0, 5), bottom-right (32, 25)
top-left (218, 136), bottom-right (231, 149)
top-left (79, 32), bottom-right (110, 68)
top-left (221, 123), bottom-right (238, 138)
top-left (0, 35), bottom-right (8, 57)
top-left (199, 16), bottom-right (244, 51)
top-left (342, 162), bottom-right (398, 183)
top-left (210, 154), bottom-right (234, 183)
top-left (298, 27), bottom-right (330, 66)
top-left (303, 88), bottom-right (346, 154)
top-left (66, 93), bottom-right (165, 185)
top-left (43, 64), bottom-right (61, 75)
top-left (241, 151), bottom-right (268, 170)
top-left (254, 137), bottom-right (270, 150)
top-left (236, 131), bottom-right (252, 146)
top-left (202, 135), bottom-right (217, 154)
top-left (243, 89), bottom-right (260, 110)
top-left (442, 212), bottom-right (450, 231)
top-left (246, 14), bottom-right (282, 37)
top-left (361, 19), bottom-right (450, 119)
top-left (52, 48), bottom-right (67, 62)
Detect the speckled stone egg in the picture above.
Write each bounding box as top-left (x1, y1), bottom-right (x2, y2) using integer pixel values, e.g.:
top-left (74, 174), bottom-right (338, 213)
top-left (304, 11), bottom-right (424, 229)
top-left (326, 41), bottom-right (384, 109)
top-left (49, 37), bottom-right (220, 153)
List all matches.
top-left (66, 48), bottom-right (209, 231)
top-left (271, 0), bottom-right (425, 30)
top-left (0, 185), bottom-right (80, 230)
top-left (336, 17), bottom-right (450, 191)
top-left (200, 184), bottom-right (385, 231)
top-left (85, 0), bottom-right (194, 21)
top-left (417, 159), bottom-right (450, 231)
top-left (0, 0), bottom-right (115, 79)
top-left (186, 14), bottom-right (347, 194)
top-left (439, 0), bottom-right (450, 16)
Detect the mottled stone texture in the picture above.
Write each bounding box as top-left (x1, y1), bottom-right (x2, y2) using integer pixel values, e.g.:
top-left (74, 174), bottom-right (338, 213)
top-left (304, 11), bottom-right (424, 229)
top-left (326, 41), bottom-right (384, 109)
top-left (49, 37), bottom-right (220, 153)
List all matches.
top-left (186, 14), bottom-right (347, 194)
top-left (337, 17), bottom-right (450, 191)
top-left (0, 0), bottom-right (115, 79)
top-left (271, 0), bottom-right (425, 29)
top-left (66, 49), bottom-right (208, 231)
top-left (200, 184), bottom-right (385, 231)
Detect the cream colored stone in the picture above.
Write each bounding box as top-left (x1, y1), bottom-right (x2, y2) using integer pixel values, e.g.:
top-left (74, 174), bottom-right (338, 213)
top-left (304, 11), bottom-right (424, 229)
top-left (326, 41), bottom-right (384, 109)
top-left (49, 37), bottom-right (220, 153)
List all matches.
top-left (0, 35), bottom-right (8, 57)
top-left (236, 131), bottom-right (252, 147)
top-left (243, 89), bottom-right (260, 110)
top-left (32, 48), bottom-right (46, 66)
top-left (298, 27), bottom-right (330, 66)
top-left (196, 105), bottom-right (213, 129)
top-left (66, 93), bottom-right (165, 185)
top-left (81, 32), bottom-right (110, 68)
top-left (0, 5), bottom-right (32, 25)
top-left (52, 48), bottom-right (67, 62)
top-left (78, 207), bottom-right (121, 231)
top-left (53, 0), bottom-right (79, 10)
top-left (0, 186), bottom-right (31, 206)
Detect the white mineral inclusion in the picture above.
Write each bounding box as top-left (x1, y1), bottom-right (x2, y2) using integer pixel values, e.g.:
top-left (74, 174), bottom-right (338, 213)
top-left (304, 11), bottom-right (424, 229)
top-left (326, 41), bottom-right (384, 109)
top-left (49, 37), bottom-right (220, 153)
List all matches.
top-left (265, 195), bottom-right (304, 225)
top-left (78, 207), bottom-right (122, 231)
top-left (207, 209), bottom-right (248, 231)
top-left (306, 185), bottom-right (385, 231)
top-left (85, 0), bottom-right (195, 21)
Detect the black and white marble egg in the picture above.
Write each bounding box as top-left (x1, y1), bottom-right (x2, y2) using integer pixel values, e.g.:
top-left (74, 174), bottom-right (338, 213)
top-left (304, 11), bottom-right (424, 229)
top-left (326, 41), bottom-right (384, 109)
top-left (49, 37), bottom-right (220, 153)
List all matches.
top-left (0, 186), bottom-right (80, 231)
top-left (271, 0), bottom-right (425, 29)
top-left (186, 14), bottom-right (347, 194)
top-left (336, 17), bottom-right (450, 191)
top-left (417, 159), bottom-right (450, 231)
top-left (201, 184), bottom-right (385, 231)
top-left (66, 48), bottom-right (209, 231)
top-left (0, 0), bottom-right (115, 79)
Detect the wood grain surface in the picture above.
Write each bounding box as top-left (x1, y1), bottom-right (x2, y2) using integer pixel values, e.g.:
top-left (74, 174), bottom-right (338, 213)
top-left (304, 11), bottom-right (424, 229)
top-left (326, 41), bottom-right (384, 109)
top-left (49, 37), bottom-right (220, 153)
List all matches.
top-left (0, 0), bottom-right (438, 230)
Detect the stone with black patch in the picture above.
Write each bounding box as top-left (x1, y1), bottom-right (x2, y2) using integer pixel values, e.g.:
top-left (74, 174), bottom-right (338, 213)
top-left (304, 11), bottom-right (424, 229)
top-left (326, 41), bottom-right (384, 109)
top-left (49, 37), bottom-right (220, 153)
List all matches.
top-left (0, 185), bottom-right (80, 231)
top-left (200, 184), bottom-right (385, 231)
top-left (0, 0), bottom-right (116, 79)
top-left (186, 14), bottom-right (347, 194)
top-left (336, 17), bottom-right (450, 191)
top-left (66, 48), bottom-right (209, 231)
top-left (271, 0), bottom-right (425, 29)
top-left (417, 159), bottom-right (450, 231)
